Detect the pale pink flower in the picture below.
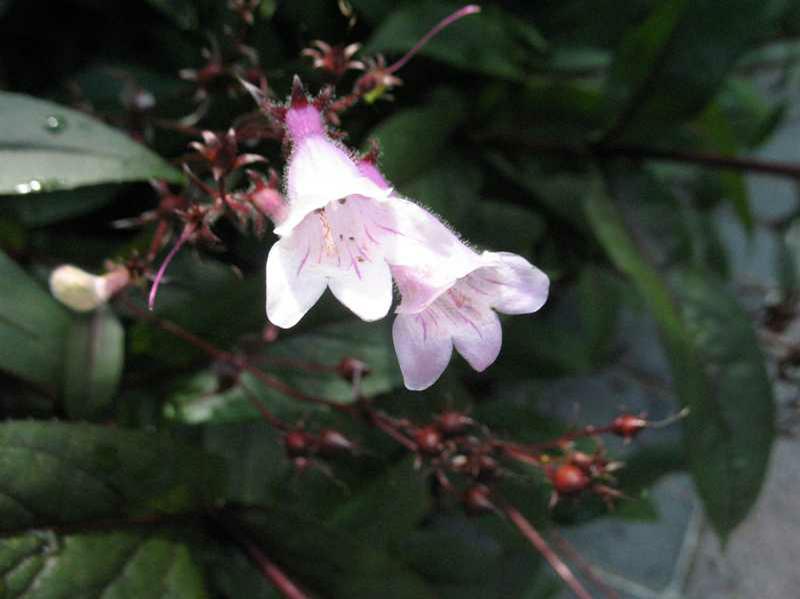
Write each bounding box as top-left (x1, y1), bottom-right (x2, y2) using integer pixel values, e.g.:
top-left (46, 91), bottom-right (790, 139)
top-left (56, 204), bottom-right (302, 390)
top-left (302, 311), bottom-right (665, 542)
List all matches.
top-left (266, 83), bottom-right (475, 328)
top-left (392, 251), bottom-right (550, 390)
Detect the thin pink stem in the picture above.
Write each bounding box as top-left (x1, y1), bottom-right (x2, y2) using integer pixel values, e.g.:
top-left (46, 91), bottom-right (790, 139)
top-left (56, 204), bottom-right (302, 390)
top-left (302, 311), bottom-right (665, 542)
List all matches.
top-left (148, 225), bottom-right (195, 311)
top-left (385, 4), bottom-right (481, 75)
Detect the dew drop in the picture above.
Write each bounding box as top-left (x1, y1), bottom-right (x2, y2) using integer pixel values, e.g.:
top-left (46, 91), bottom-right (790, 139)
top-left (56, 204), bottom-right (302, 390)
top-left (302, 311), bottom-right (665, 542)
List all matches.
top-left (43, 114), bottom-right (67, 134)
top-left (14, 179), bottom-right (43, 194)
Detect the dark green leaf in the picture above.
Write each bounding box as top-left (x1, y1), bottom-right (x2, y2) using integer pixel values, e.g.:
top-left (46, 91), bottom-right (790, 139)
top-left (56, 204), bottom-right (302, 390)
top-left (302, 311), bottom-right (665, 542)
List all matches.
top-left (0, 92), bottom-right (182, 195)
top-left (0, 185), bottom-right (116, 227)
top-left (0, 530), bottom-right (207, 598)
top-left (165, 319), bottom-right (401, 424)
top-left (144, 0), bottom-right (199, 29)
top-left (0, 421), bottom-right (224, 532)
top-left (585, 185), bottom-right (775, 541)
top-left (326, 457), bottom-right (428, 546)
top-left (366, 1), bottom-right (546, 81)
top-left (0, 250), bottom-right (71, 389)
top-left (604, 0), bottom-right (784, 140)
top-left (62, 307), bottom-right (125, 421)
top-left (672, 269), bottom-right (775, 541)
top-left (366, 88), bottom-right (466, 184)
top-left (235, 508), bottom-right (438, 599)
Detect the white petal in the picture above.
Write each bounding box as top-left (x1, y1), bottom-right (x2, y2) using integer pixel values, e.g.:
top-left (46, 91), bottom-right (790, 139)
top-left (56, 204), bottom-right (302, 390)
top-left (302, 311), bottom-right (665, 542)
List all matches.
top-left (276, 135), bottom-right (390, 236)
top-left (473, 252), bottom-right (550, 315)
top-left (451, 304), bottom-right (502, 372)
top-left (266, 236), bottom-right (327, 328)
top-left (392, 312), bottom-right (454, 390)
top-left (383, 198), bottom-right (482, 313)
top-left (328, 256), bottom-right (393, 322)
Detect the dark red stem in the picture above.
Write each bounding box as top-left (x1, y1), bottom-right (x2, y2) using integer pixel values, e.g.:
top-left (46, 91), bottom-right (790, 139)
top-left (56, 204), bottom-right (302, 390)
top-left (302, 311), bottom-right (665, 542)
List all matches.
top-left (501, 502), bottom-right (593, 599)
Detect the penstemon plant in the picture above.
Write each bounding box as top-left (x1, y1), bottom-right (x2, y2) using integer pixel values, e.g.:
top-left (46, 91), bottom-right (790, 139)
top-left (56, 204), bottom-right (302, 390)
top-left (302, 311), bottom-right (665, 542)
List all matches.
top-left (0, 0), bottom-right (792, 597)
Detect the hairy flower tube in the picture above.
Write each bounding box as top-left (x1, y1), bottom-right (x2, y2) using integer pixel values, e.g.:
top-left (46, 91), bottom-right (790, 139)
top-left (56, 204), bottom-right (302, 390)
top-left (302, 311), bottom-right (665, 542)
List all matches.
top-left (392, 251), bottom-right (549, 390)
top-left (265, 80), bottom-right (476, 328)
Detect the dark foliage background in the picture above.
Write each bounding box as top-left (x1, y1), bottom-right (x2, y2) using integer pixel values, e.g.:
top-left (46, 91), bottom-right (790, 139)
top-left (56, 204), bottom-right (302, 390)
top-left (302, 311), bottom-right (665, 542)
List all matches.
top-left (0, 0), bottom-right (798, 596)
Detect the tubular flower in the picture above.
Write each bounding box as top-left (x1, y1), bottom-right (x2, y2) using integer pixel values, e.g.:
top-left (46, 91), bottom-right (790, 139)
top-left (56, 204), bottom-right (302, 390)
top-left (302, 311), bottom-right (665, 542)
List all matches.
top-left (391, 251), bottom-right (550, 390)
top-left (49, 265), bottom-right (130, 312)
top-left (266, 80), bottom-right (475, 328)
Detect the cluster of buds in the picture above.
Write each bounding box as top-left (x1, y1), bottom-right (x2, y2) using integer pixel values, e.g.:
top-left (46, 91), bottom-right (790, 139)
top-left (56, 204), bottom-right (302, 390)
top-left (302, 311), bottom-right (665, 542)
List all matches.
top-left (282, 427), bottom-right (357, 472)
top-left (302, 4), bottom-right (481, 111)
top-left (361, 408), bottom-right (666, 518)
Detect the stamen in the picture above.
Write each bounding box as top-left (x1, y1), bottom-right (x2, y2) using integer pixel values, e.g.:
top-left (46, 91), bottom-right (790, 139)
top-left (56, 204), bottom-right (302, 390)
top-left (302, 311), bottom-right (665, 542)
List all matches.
top-left (385, 5), bottom-right (481, 75)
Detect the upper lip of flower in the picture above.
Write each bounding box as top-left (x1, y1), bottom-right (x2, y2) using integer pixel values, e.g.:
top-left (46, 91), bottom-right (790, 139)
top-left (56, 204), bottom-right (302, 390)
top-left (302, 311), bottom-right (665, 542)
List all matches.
top-left (274, 133), bottom-right (392, 237)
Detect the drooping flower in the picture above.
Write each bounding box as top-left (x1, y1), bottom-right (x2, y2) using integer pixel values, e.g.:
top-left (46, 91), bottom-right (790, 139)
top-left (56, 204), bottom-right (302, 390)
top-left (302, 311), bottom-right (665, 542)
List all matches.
top-left (392, 251), bottom-right (550, 390)
top-left (265, 79), bottom-right (476, 329)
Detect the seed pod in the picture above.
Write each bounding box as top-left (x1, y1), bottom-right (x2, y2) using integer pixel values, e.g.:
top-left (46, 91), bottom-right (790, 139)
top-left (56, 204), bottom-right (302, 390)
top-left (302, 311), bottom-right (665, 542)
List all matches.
top-left (463, 484), bottom-right (494, 516)
top-left (414, 426), bottom-right (443, 455)
top-left (436, 411), bottom-right (473, 436)
top-left (611, 415), bottom-right (648, 440)
top-left (284, 430), bottom-right (310, 457)
top-left (550, 464), bottom-right (590, 494)
top-left (318, 429), bottom-right (355, 456)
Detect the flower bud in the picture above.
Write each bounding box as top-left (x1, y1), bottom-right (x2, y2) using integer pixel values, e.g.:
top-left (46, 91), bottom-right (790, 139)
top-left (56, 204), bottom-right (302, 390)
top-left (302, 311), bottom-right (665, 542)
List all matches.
top-left (49, 265), bottom-right (129, 312)
top-left (414, 426), bottom-right (443, 455)
top-left (611, 414), bottom-right (648, 440)
top-left (550, 464), bottom-right (590, 494)
top-left (318, 429), bottom-right (355, 456)
top-left (284, 430), bottom-right (310, 457)
top-left (463, 484), bottom-right (494, 516)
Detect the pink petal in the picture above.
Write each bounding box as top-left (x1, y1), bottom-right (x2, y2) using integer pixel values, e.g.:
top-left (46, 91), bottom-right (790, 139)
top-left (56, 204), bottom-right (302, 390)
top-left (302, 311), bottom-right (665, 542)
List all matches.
top-left (266, 234), bottom-right (327, 328)
top-left (451, 304), bottom-right (502, 372)
top-left (473, 251), bottom-right (550, 315)
top-left (392, 312), bottom-right (454, 390)
top-left (385, 198), bottom-right (482, 313)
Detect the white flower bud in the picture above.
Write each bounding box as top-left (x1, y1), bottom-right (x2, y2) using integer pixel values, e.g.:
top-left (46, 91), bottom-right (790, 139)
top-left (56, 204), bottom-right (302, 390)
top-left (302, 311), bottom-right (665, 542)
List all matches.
top-left (49, 265), bottom-right (129, 312)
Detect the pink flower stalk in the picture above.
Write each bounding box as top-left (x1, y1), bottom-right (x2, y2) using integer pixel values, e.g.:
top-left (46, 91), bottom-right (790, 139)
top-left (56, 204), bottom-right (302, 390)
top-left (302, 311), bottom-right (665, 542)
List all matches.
top-left (392, 252), bottom-right (549, 390)
top-left (266, 79), bottom-right (475, 328)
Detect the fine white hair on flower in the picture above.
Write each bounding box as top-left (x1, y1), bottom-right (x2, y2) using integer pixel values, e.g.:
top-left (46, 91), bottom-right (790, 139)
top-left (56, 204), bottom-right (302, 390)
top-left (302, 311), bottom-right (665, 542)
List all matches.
top-left (266, 79), bottom-right (550, 391)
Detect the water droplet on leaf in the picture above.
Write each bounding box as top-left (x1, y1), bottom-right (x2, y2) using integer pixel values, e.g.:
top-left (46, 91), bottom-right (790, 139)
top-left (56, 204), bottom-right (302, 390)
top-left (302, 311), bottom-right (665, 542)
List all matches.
top-left (14, 179), bottom-right (43, 194)
top-left (43, 114), bottom-right (67, 134)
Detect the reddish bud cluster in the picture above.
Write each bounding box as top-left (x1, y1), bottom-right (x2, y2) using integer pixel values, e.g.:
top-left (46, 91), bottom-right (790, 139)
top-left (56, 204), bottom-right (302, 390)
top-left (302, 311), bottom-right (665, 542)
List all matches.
top-left (302, 41), bottom-right (365, 78)
top-left (283, 428), bottom-right (357, 466)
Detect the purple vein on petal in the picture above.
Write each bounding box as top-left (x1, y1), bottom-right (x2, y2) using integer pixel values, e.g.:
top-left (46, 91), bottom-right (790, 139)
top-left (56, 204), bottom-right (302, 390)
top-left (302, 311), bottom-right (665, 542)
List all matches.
top-left (297, 246), bottom-right (311, 276)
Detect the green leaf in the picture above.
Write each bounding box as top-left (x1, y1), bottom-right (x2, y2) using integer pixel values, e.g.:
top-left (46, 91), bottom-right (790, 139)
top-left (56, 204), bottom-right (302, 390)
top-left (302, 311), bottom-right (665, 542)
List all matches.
top-left (366, 1), bottom-right (546, 81)
top-left (234, 508), bottom-right (438, 599)
top-left (62, 307), bottom-right (125, 421)
top-left (671, 269), bottom-right (775, 541)
top-left (327, 457), bottom-right (428, 547)
top-left (0, 530), bottom-right (207, 598)
top-left (0, 185), bottom-right (116, 227)
top-left (165, 319), bottom-right (401, 424)
top-left (0, 250), bottom-right (71, 389)
top-left (0, 92), bottom-right (182, 195)
top-left (585, 184), bottom-right (775, 541)
top-left (0, 421), bottom-right (224, 533)
top-left (366, 88), bottom-right (466, 184)
top-left (604, 0), bottom-right (784, 140)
